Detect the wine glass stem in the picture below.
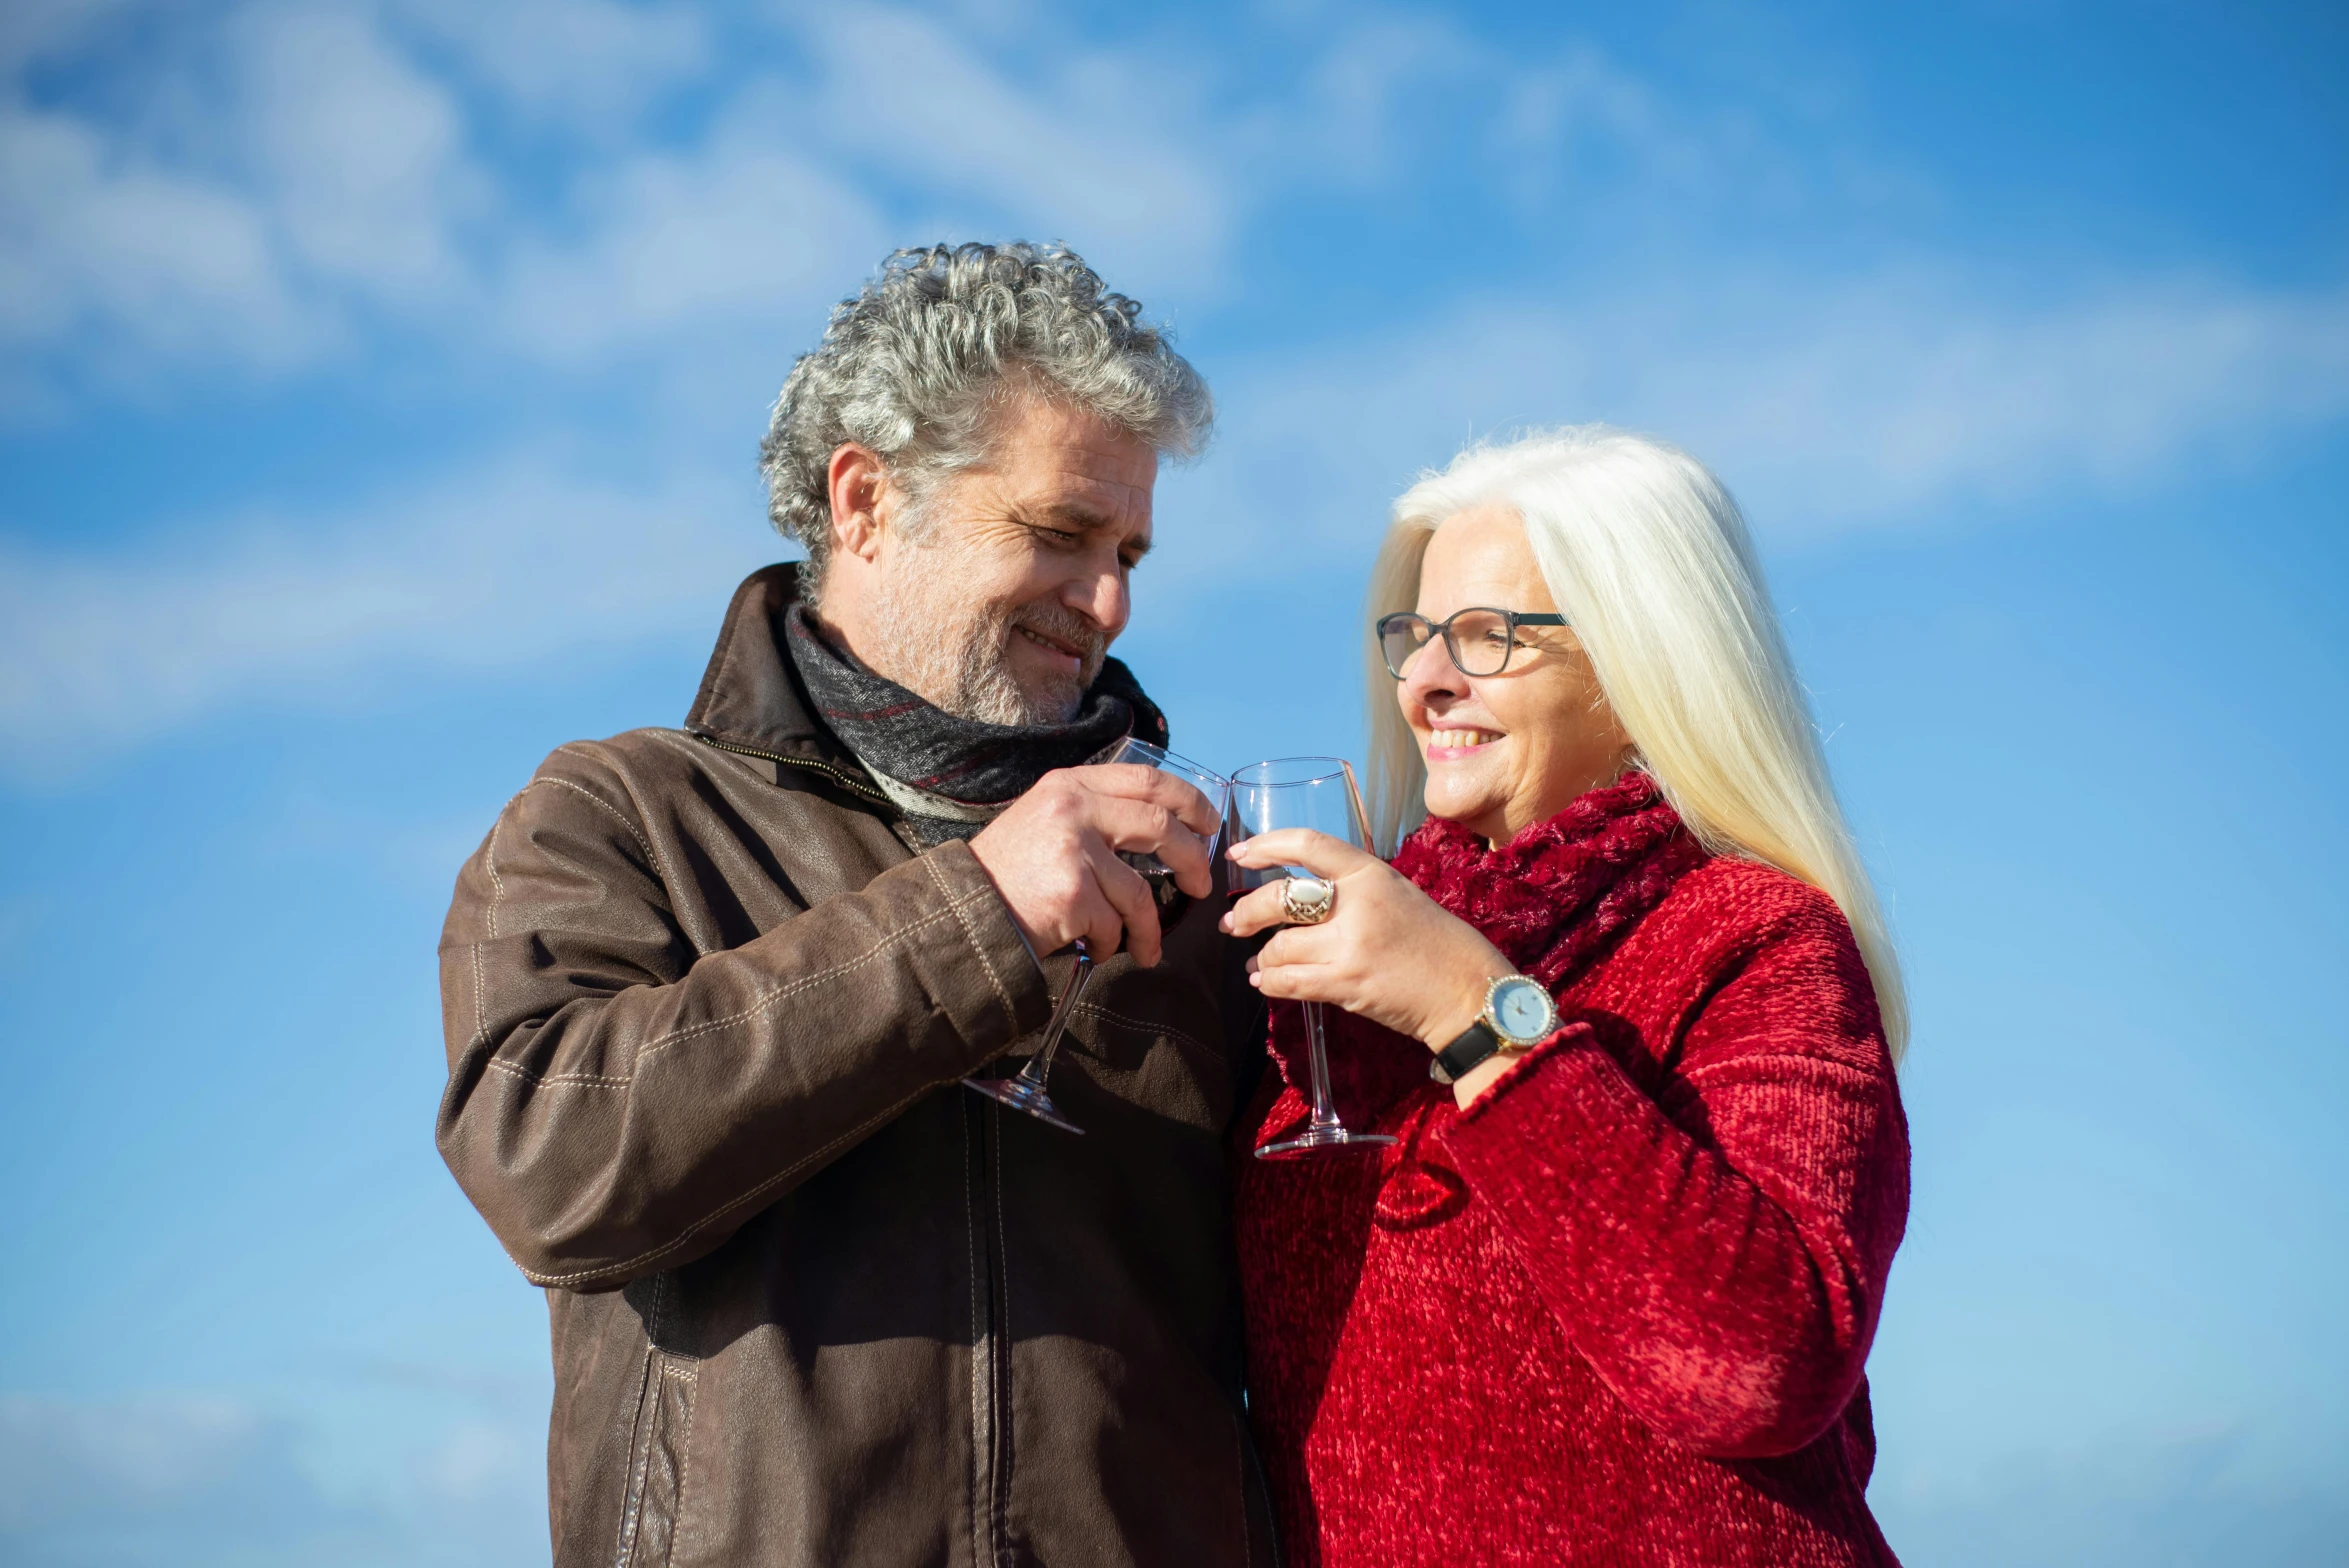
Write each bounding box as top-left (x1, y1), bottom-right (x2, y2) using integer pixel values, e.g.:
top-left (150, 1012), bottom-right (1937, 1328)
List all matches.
top-left (1017, 940), bottom-right (1094, 1089)
top-left (1302, 1001), bottom-right (1341, 1132)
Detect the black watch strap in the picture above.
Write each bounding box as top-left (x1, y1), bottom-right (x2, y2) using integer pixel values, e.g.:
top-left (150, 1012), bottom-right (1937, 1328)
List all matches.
top-left (1430, 1019), bottom-right (1502, 1085)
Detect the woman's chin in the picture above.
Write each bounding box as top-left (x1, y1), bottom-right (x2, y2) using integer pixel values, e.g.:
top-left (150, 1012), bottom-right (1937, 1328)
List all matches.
top-left (1421, 782), bottom-right (1507, 836)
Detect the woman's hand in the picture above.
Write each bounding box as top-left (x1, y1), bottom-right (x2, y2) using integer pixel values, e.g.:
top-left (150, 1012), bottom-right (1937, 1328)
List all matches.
top-left (1222, 829), bottom-right (1518, 1054)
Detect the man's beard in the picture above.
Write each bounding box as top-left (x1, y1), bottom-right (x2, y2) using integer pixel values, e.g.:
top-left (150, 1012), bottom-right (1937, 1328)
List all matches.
top-left (865, 554), bottom-right (1107, 726)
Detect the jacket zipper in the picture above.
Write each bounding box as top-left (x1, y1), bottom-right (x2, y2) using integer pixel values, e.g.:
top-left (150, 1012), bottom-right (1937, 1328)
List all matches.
top-left (965, 1094), bottom-right (1010, 1566)
top-left (706, 725), bottom-right (1009, 1555)
top-left (689, 732), bottom-right (897, 810)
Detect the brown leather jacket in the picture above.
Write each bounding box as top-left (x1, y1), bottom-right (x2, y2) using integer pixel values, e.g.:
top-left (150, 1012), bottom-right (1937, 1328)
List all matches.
top-left (437, 565), bottom-right (1275, 1568)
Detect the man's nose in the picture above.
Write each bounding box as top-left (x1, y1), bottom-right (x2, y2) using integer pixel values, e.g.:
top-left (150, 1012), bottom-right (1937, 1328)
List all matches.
top-left (1068, 561), bottom-right (1129, 638)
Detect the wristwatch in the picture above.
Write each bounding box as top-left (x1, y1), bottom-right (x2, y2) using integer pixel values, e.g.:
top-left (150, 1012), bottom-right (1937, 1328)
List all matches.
top-left (1430, 974), bottom-right (1559, 1085)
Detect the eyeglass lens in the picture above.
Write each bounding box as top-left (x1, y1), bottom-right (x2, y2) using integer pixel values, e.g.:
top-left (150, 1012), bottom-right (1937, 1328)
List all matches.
top-left (1380, 609), bottom-right (1520, 678)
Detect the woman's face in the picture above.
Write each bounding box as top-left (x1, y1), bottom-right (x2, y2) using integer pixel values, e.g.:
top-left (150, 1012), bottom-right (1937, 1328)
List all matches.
top-left (1399, 505), bottom-right (1635, 845)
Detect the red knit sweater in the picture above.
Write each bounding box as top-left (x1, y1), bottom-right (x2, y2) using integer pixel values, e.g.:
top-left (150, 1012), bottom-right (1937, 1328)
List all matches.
top-left (1236, 777), bottom-right (1910, 1567)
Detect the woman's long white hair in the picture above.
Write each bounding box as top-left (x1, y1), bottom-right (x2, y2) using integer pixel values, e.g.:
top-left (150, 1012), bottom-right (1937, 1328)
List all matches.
top-left (1365, 426), bottom-right (1907, 1061)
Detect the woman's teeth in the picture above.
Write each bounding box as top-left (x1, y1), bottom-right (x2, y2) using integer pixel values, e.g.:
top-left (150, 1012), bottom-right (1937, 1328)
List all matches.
top-left (1430, 729), bottom-right (1500, 749)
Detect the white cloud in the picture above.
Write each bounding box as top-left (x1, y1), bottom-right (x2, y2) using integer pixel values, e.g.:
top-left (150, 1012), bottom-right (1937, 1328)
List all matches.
top-left (0, 0), bottom-right (485, 385)
top-left (794, 6), bottom-right (1234, 296)
top-left (1871, 1426), bottom-right (2349, 1568)
top-left (4, 1), bottom-right (2347, 772)
top-left (8, 268), bottom-right (2345, 773)
top-left (398, 0), bottom-right (712, 129)
top-left (0, 101), bottom-right (315, 374)
top-left (1163, 271), bottom-right (2349, 575)
top-left (0, 450), bottom-right (780, 778)
top-left (0, 0), bottom-right (1252, 381)
top-left (501, 96), bottom-right (888, 357)
top-left (229, 2), bottom-right (481, 300)
top-left (0, 1390), bottom-right (545, 1566)
top-left (0, 0), bottom-right (135, 74)
top-left (0, 1393), bottom-right (285, 1528)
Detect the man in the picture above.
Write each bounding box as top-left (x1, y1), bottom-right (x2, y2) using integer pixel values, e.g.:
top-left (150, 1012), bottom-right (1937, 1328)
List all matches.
top-left (437, 243), bottom-right (1274, 1567)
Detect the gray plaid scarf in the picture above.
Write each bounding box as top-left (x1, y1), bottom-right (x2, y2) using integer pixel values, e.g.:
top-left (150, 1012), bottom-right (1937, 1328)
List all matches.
top-left (784, 604), bottom-right (1169, 846)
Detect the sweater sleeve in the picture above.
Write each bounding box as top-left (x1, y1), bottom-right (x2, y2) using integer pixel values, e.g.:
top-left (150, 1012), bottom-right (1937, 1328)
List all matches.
top-left (1436, 888), bottom-right (1909, 1459)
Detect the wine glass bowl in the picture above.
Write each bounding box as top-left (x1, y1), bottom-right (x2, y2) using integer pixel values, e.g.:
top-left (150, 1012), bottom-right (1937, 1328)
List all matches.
top-left (1229, 757), bottom-right (1398, 1159)
top-left (963, 738), bottom-right (1231, 1135)
top-left (1107, 739), bottom-right (1231, 893)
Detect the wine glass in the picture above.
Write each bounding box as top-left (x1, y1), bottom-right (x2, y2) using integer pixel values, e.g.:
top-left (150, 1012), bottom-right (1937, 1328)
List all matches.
top-left (963, 739), bottom-right (1230, 1135)
top-left (1230, 757), bottom-right (1398, 1159)
top-left (1106, 738), bottom-right (1232, 898)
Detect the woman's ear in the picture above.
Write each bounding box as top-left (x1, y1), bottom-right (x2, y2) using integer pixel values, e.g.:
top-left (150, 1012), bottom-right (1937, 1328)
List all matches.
top-left (825, 443), bottom-right (890, 565)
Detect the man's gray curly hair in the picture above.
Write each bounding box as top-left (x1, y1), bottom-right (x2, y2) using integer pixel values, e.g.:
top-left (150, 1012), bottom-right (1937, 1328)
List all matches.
top-left (760, 242), bottom-right (1213, 585)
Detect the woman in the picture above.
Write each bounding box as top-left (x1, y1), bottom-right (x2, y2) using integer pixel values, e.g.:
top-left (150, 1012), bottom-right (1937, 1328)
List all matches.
top-left (1225, 427), bottom-right (1909, 1566)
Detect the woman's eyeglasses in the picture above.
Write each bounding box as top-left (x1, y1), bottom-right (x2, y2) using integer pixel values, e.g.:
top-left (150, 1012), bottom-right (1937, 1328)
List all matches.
top-left (1376, 608), bottom-right (1568, 680)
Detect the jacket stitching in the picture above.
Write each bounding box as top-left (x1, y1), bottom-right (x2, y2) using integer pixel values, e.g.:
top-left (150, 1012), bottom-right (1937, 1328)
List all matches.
top-left (472, 798), bottom-right (507, 1049)
top-left (482, 803), bottom-right (509, 940)
top-left (516, 1079), bottom-right (955, 1287)
top-left (480, 1057), bottom-right (631, 1088)
top-left (472, 891), bottom-right (1000, 1091)
top-left (536, 763), bottom-right (670, 882)
top-left (1071, 1002), bottom-right (1221, 1064)
top-left (634, 893), bottom-right (984, 1059)
top-left (469, 943), bottom-right (490, 1055)
top-left (613, 1353), bottom-right (657, 1568)
top-left (927, 854), bottom-right (1020, 1037)
top-left (663, 1355), bottom-right (698, 1565)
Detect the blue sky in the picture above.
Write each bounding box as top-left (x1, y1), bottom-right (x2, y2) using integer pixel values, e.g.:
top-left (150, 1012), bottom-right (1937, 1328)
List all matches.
top-left (2, 1), bottom-right (2344, 1563)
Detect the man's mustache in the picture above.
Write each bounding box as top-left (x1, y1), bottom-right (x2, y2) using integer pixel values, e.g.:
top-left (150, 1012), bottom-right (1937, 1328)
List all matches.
top-left (1008, 603), bottom-right (1108, 670)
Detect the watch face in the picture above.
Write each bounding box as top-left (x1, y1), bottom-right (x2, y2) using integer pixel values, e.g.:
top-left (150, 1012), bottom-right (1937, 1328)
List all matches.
top-left (1490, 977), bottom-right (1555, 1045)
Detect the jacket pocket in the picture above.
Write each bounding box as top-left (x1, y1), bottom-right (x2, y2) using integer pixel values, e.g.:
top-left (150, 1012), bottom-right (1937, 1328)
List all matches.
top-left (614, 1350), bottom-right (697, 1568)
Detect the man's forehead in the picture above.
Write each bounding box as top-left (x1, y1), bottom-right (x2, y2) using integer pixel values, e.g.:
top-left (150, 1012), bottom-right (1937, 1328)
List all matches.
top-left (985, 414), bottom-right (1155, 527)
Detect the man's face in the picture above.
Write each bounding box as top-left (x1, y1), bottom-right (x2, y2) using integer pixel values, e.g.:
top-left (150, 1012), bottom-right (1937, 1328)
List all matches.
top-left (864, 398), bottom-right (1157, 725)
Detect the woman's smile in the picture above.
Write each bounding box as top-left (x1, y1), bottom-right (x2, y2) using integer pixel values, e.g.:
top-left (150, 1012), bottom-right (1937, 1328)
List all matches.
top-left (1425, 727), bottom-right (1505, 760)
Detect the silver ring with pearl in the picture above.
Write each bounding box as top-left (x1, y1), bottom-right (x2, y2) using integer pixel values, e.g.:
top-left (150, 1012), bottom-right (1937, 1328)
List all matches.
top-left (1279, 875), bottom-right (1337, 925)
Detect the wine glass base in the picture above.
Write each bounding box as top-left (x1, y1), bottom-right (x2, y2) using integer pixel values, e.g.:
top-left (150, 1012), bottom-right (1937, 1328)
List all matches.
top-left (962, 1073), bottom-right (1086, 1135)
top-left (1255, 1126), bottom-right (1397, 1160)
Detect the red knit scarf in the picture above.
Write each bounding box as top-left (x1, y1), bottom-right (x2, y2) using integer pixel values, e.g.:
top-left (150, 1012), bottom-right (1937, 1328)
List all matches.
top-left (1261, 773), bottom-right (1708, 1151)
top-left (1390, 770), bottom-right (1708, 993)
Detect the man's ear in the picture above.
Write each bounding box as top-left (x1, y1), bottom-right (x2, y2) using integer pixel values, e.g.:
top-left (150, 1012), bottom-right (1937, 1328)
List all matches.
top-left (826, 443), bottom-right (891, 566)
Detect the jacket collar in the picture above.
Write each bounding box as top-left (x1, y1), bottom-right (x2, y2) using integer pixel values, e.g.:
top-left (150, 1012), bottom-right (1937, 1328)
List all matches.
top-left (684, 563), bottom-right (850, 763)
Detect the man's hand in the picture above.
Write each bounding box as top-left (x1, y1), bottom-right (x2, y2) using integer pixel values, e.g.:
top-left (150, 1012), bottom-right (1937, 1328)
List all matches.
top-left (967, 764), bottom-right (1222, 967)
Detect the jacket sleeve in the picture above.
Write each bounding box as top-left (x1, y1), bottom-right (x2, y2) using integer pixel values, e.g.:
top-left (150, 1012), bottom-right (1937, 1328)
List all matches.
top-left (435, 751), bottom-right (1051, 1292)
top-left (1436, 892), bottom-right (1910, 1458)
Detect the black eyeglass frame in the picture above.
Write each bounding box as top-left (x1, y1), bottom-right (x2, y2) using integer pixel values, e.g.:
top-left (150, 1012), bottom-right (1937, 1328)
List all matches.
top-left (1375, 607), bottom-right (1570, 680)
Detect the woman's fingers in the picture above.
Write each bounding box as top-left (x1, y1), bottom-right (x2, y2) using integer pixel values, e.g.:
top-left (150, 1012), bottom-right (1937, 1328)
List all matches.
top-left (1225, 828), bottom-right (1378, 880)
top-left (1221, 880), bottom-right (1295, 939)
top-left (1248, 956), bottom-right (1345, 1003)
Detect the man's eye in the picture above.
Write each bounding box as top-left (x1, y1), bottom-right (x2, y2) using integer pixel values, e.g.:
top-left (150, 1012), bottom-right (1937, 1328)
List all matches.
top-left (1033, 526), bottom-right (1082, 546)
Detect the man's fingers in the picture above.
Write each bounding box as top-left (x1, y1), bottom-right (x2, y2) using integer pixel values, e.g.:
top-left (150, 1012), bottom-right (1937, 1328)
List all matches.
top-left (1083, 836), bottom-right (1164, 967)
top-left (1225, 828), bottom-right (1376, 880)
top-left (1067, 765), bottom-right (1225, 839)
top-left (1083, 794), bottom-right (1213, 898)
